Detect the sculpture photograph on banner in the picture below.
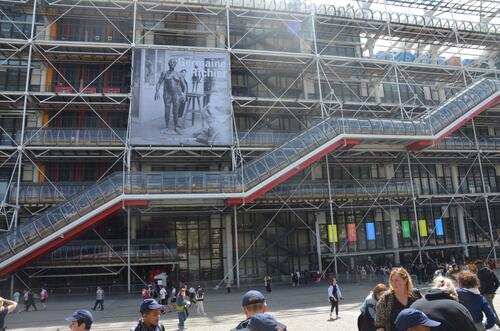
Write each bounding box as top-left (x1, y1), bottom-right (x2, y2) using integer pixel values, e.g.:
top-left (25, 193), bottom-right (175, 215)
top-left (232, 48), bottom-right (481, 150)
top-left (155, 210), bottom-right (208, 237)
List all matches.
top-left (131, 49), bottom-right (232, 146)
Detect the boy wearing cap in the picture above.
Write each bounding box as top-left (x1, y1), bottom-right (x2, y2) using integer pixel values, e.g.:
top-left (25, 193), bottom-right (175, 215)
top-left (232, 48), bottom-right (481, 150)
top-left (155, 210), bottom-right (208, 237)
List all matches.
top-left (66, 309), bottom-right (93, 331)
top-left (134, 299), bottom-right (166, 331)
top-left (245, 313), bottom-right (287, 331)
top-left (395, 308), bottom-right (441, 331)
top-left (233, 290), bottom-right (286, 331)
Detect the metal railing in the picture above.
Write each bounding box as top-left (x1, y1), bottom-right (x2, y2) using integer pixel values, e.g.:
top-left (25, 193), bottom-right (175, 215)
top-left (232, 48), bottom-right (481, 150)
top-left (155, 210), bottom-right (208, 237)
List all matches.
top-left (0, 78), bottom-right (498, 268)
top-left (32, 239), bottom-right (178, 266)
top-left (238, 132), bottom-right (500, 150)
top-left (146, 0), bottom-right (500, 34)
top-left (12, 179), bottom-right (414, 204)
top-left (264, 180), bottom-right (414, 200)
top-left (22, 128), bottom-right (126, 146)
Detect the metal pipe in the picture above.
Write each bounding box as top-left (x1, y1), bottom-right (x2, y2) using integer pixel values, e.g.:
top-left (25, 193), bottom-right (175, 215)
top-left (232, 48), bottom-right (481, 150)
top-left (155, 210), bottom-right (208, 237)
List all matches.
top-left (471, 118), bottom-right (497, 261)
top-left (407, 153), bottom-right (423, 263)
top-left (233, 205), bottom-right (240, 288)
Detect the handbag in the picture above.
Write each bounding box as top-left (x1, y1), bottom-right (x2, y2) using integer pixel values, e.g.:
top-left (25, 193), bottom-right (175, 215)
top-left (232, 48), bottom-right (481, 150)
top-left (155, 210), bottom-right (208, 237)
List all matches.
top-left (357, 303), bottom-right (375, 331)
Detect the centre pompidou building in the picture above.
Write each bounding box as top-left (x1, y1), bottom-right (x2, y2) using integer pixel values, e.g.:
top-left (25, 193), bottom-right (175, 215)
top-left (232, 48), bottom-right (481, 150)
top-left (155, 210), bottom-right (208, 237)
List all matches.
top-left (0, 0), bottom-right (498, 291)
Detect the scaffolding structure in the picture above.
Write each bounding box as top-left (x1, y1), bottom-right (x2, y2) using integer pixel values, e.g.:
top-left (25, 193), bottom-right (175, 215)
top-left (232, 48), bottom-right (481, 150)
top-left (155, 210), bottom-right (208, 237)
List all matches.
top-left (0, 0), bottom-right (499, 289)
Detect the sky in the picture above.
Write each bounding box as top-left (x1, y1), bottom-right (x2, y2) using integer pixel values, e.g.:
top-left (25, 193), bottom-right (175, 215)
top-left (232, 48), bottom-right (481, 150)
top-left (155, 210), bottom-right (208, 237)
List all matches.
top-left (310, 0), bottom-right (498, 62)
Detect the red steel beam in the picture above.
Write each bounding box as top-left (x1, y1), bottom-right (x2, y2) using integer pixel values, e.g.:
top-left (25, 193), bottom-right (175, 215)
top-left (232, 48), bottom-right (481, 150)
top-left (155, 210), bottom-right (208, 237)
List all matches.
top-left (406, 96), bottom-right (499, 151)
top-left (0, 199), bottom-right (148, 277)
top-left (225, 139), bottom-right (360, 205)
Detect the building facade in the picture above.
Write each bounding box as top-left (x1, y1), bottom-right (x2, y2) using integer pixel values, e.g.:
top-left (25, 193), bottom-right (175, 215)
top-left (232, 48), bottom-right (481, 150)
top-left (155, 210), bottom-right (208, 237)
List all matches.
top-left (0, 0), bottom-right (499, 291)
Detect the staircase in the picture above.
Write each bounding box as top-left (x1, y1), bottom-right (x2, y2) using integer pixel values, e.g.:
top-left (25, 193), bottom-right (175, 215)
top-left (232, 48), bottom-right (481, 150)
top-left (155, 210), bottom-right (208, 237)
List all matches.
top-left (0, 78), bottom-right (498, 276)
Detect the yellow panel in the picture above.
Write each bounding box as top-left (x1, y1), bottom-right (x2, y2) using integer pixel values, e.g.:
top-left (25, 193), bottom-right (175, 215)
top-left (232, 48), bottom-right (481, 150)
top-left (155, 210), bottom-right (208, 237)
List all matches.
top-left (419, 219), bottom-right (428, 237)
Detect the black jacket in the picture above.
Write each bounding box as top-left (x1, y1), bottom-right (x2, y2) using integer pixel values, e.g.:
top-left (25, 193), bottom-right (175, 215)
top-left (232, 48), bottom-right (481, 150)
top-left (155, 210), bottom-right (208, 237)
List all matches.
top-left (477, 267), bottom-right (500, 295)
top-left (410, 289), bottom-right (476, 331)
top-left (233, 318), bottom-right (250, 330)
top-left (133, 320), bottom-right (165, 331)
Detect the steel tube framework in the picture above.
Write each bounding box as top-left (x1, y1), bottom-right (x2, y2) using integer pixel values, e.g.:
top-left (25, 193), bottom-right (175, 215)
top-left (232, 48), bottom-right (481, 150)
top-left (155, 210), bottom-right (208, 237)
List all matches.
top-left (0, 0), bottom-right (499, 284)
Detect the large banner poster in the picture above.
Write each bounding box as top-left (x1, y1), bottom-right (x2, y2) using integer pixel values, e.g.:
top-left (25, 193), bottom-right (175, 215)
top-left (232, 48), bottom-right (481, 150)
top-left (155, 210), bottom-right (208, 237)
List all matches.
top-left (131, 49), bottom-right (232, 146)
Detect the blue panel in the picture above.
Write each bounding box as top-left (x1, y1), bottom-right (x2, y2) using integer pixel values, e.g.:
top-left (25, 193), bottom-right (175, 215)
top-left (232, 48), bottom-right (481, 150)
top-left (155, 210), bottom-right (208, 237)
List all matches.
top-left (435, 218), bottom-right (444, 236)
top-left (366, 222), bottom-right (376, 241)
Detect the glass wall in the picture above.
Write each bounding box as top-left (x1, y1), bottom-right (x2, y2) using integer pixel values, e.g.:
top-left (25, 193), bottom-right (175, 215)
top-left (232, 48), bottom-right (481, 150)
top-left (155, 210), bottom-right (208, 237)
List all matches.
top-left (237, 211), bottom-right (316, 282)
top-left (175, 217), bottom-right (224, 282)
top-left (458, 165), bottom-right (497, 194)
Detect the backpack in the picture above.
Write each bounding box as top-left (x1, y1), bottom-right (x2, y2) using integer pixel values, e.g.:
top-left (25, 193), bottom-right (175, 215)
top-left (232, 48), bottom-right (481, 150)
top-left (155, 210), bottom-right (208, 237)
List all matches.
top-left (357, 303), bottom-right (375, 331)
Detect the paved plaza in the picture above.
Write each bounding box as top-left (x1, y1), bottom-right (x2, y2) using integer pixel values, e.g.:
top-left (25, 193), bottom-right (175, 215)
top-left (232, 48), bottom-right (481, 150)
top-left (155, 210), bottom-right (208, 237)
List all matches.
top-left (5, 281), bottom-right (500, 331)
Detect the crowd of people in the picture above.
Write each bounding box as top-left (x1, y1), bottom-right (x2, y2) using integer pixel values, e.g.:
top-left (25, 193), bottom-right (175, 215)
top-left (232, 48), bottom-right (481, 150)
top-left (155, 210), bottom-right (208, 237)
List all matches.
top-left (4, 287), bottom-right (49, 313)
top-left (138, 283), bottom-right (207, 330)
top-left (356, 259), bottom-right (499, 331)
top-left (0, 258), bottom-right (497, 331)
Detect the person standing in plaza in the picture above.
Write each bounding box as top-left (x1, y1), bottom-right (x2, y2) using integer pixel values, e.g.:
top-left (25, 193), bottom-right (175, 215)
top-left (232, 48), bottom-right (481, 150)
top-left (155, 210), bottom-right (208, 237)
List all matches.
top-left (327, 278), bottom-right (343, 320)
top-left (291, 272), bottom-right (298, 287)
top-left (434, 265), bottom-right (445, 279)
top-left (176, 287), bottom-right (189, 331)
top-left (361, 267), bottom-right (367, 281)
top-left (159, 286), bottom-right (167, 314)
top-left (410, 276), bottom-right (476, 331)
top-left (188, 286), bottom-right (196, 304)
top-left (0, 296), bottom-right (17, 330)
top-left (456, 270), bottom-right (496, 330)
top-left (245, 313), bottom-right (287, 331)
top-left (232, 290), bottom-right (286, 330)
top-left (142, 287), bottom-right (151, 299)
top-left (375, 267), bottom-right (421, 331)
top-left (358, 283), bottom-right (386, 331)
top-left (12, 290), bottom-right (20, 313)
top-left (394, 308), bottom-right (441, 331)
top-left (170, 286), bottom-right (177, 303)
top-left (195, 285), bottom-right (206, 316)
top-left (134, 299), bottom-right (165, 331)
top-left (66, 309), bottom-right (93, 331)
top-left (467, 260), bottom-right (478, 273)
top-left (22, 289), bottom-right (28, 312)
top-left (264, 275), bottom-right (272, 293)
top-left (92, 287), bottom-right (104, 311)
top-left (445, 264), bottom-right (460, 280)
top-left (40, 287), bottom-right (48, 310)
top-left (476, 259), bottom-right (500, 328)
top-left (368, 265), bottom-right (375, 282)
top-left (24, 289), bottom-right (37, 312)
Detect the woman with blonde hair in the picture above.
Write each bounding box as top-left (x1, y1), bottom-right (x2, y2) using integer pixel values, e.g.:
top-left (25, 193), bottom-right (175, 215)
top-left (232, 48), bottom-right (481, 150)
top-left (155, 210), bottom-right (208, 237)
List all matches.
top-left (375, 267), bottom-right (421, 331)
top-left (410, 275), bottom-right (476, 330)
top-left (432, 276), bottom-right (458, 300)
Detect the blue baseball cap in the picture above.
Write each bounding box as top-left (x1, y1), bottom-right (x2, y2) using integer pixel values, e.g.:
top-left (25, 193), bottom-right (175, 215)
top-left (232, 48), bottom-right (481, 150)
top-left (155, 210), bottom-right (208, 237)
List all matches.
top-left (65, 309), bottom-right (93, 324)
top-left (242, 290), bottom-right (266, 307)
top-left (140, 299), bottom-right (163, 313)
top-left (247, 313), bottom-right (287, 331)
top-left (395, 308), bottom-right (441, 331)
